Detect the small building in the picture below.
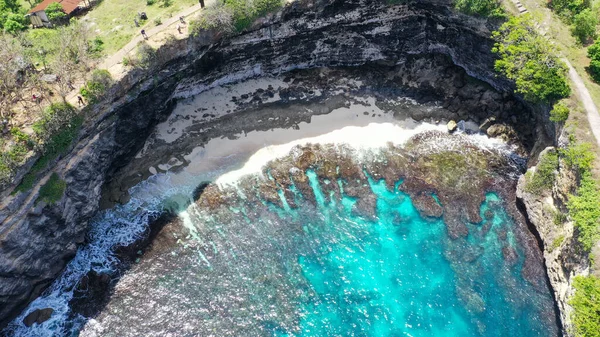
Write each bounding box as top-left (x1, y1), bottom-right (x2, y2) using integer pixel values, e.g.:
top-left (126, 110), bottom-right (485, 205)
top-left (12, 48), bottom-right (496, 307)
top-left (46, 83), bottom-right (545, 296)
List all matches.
top-left (27, 0), bottom-right (85, 28)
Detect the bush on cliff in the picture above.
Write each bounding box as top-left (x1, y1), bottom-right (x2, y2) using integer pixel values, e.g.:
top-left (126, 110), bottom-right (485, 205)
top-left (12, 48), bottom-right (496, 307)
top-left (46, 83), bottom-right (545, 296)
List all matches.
top-left (570, 275), bottom-right (600, 337)
top-left (15, 103), bottom-right (83, 193)
top-left (192, 0), bottom-right (283, 33)
top-left (190, 3), bottom-right (235, 36)
top-left (492, 15), bottom-right (571, 103)
top-left (568, 171), bottom-right (600, 252)
top-left (80, 69), bottom-right (112, 104)
top-left (550, 101), bottom-right (570, 122)
top-left (561, 141), bottom-right (595, 174)
top-left (454, 0), bottom-right (504, 18)
top-left (525, 150), bottom-right (559, 195)
top-left (38, 172), bottom-right (66, 205)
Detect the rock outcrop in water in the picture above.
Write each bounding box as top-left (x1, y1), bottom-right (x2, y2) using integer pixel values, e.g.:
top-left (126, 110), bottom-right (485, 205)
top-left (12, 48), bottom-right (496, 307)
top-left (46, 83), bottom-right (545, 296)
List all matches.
top-left (0, 0), bottom-right (559, 332)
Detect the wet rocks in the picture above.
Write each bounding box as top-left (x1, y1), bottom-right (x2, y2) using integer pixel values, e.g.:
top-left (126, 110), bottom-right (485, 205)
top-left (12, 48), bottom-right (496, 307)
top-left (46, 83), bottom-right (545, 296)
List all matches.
top-left (23, 308), bottom-right (53, 327)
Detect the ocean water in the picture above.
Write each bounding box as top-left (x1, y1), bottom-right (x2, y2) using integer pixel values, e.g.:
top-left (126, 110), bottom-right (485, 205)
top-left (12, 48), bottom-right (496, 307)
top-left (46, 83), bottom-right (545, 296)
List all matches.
top-left (265, 176), bottom-right (557, 337)
top-left (75, 168), bottom-right (557, 336)
top-left (2, 121), bottom-right (558, 337)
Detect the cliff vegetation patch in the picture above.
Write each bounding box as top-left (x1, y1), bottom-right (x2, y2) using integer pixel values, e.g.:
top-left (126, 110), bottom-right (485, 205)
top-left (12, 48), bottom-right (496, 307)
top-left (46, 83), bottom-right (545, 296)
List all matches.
top-left (37, 173), bottom-right (66, 205)
top-left (492, 15), bottom-right (571, 103)
top-left (524, 150), bottom-right (559, 195)
top-left (570, 274), bottom-right (600, 337)
top-left (454, 0), bottom-right (505, 18)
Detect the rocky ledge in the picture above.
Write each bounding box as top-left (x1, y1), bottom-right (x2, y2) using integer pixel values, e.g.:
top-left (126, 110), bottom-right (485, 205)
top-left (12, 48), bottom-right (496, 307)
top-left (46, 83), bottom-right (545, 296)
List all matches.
top-left (0, 0), bottom-right (558, 331)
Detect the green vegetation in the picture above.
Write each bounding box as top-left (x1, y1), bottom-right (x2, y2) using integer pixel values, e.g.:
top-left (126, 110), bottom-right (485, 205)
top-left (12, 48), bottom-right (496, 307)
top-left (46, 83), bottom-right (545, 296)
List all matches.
top-left (191, 0), bottom-right (283, 34)
top-left (550, 101), bottom-right (571, 122)
top-left (45, 2), bottom-right (67, 23)
top-left (568, 171), bottom-right (600, 251)
top-left (492, 15), bottom-right (571, 103)
top-left (454, 0), bottom-right (505, 17)
top-left (587, 40), bottom-right (600, 82)
top-left (572, 8), bottom-right (597, 43)
top-left (80, 69), bottom-right (113, 104)
top-left (14, 103), bottom-right (82, 193)
top-left (525, 150), bottom-right (559, 194)
top-left (135, 41), bottom-right (157, 69)
top-left (37, 172), bottom-right (66, 204)
top-left (548, 0), bottom-right (591, 22)
top-left (190, 2), bottom-right (234, 35)
top-left (570, 275), bottom-right (600, 337)
top-left (0, 0), bottom-right (27, 34)
top-left (561, 141), bottom-right (596, 174)
top-left (85, 0), bottom-right (197, 54)
top-left (551, 234), bottom-right (566, 250)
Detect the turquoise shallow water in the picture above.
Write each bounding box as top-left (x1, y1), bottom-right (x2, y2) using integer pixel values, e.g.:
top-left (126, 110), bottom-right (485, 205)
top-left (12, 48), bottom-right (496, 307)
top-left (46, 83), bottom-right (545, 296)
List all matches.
top-left (269, 173), bottom-right (557, 337)
top-left (23, 168), bottom-right (558, 337)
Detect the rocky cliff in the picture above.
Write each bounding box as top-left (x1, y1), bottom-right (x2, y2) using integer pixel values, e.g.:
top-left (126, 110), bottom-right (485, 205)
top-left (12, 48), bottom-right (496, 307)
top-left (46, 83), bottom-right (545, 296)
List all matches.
top-left (516, 144), bottom-right (590, 336)
top-left (0, 0), bottom-right (560, 332)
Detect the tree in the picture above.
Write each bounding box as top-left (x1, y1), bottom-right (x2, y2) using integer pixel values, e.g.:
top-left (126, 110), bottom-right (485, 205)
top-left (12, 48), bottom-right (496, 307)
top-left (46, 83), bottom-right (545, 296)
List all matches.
top-left (549, 101), bottom-right (570, 122)
top-left (572, 8), bottom-right (598, 43)
top-left (0, 0), bottom-right (21, 13)
top-left (492, 15), bottom-right (571, 102)
top-left (549, 0), bottom-right (590, 22)
top-left (45, 2), bottom-right (66, 23)
top-left (454, 0), bottom-right (504, 17)
top-left (587, 40), bottom-right (600, 82)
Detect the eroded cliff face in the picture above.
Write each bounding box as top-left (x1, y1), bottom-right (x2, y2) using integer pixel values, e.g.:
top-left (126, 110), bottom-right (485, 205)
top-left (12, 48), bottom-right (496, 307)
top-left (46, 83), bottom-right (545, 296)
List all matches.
top-left (0, 0), bottom-right (557, 331)
top-left (516, 145), bottom-right (590, 336)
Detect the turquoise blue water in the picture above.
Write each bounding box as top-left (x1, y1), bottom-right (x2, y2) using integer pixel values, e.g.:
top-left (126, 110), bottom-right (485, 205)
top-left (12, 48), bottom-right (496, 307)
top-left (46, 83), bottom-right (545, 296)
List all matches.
top-left (267, 172), bottom-right (558, 337)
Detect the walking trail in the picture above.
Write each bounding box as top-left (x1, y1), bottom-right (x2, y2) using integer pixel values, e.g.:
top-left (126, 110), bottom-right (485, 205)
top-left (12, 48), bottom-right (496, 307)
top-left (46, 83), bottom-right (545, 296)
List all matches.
top-left (514, 0), bottom-right (600, 148)
top-left (565, 60), bottom-right (600, 147)
top-left (66, 2), bottom-right (211, 105)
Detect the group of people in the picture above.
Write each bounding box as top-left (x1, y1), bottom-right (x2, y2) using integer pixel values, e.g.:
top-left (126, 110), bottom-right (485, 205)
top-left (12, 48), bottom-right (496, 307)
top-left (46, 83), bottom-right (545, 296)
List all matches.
top-left (141, 0), bottom-right (206, 39)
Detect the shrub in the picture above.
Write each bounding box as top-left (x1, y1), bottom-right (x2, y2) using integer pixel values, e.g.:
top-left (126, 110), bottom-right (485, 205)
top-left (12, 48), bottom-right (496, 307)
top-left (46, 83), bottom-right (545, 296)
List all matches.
top-left (587, 40), bottom-right (600, 82)
top-left (492, 15), bottom-right (571, 103)
top-left (46, 2), bottom-right (66, 22)
top-left (454, 0), bottom-right (505, 17)
top-left (204, 0), bottom-right (283, 32)
top-left (33, 102), bottom-right (76, 142)
top-left (190, 3), bottom-right (235, 36)
top-left (147, 0), bottom-right (156, 4)
top-left (88, 37), bottom-right (104, 57)
top-left (136, 41), bottom-right (157, 69)
top-left (561, 142), bottom-right (595, 174)
top-left (14, 111), bottom-right (83, 193)
top-left (80, 69), bottom-right (112, 103)
top-left (550, 101), bottom-right (570, 122)
top-left (525, 150), bottom-right (559, 194)
top-left (160, 0), bottom-right (173, 7)
top-left (550, 234), bottom-right (565, 250)
top-left (10, 127), bottom-right (33, 147)
top-left (568, 171), bottom-right (600, 251)
top-left (154, 16), bottom-right (162, 25)
top-left (572, 8), bottom-right (598, 43)
top-left (549, 0), bottom-right (590, 22)
top-left (38, 173), bottom-right (66, 204)
top-left (570, 275), bottom-right (600, 337)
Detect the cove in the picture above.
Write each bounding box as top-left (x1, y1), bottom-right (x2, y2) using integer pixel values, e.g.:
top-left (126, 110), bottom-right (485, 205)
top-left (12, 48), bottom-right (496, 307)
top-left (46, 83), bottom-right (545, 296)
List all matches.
top-left (75, 134), bottom-right (559, 336)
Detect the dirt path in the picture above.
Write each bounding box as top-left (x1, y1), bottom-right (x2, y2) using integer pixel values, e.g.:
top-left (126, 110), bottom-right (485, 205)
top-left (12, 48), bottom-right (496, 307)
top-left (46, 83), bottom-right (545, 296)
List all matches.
top-left (65, 2), bottom-right (211, 106)
top-left (565, 60), bottom-right (600, 147)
